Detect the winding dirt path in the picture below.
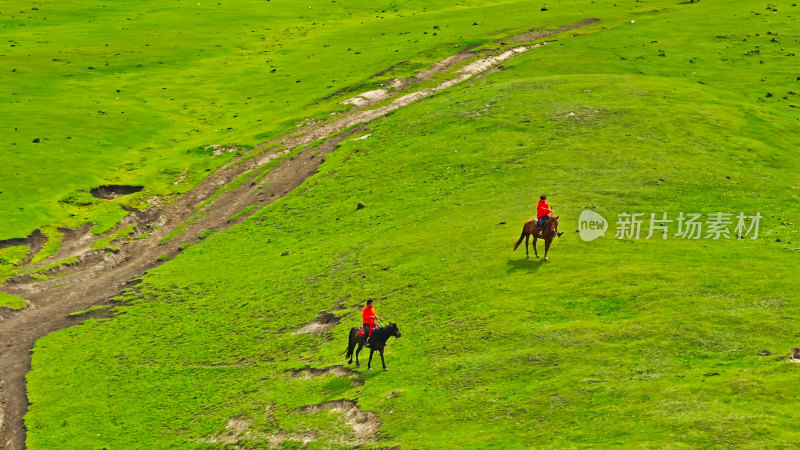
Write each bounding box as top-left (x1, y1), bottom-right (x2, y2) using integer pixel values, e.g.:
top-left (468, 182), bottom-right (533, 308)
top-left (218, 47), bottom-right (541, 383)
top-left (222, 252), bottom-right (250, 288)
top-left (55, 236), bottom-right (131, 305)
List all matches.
top-left (0, 19), bottom-right (599, 449)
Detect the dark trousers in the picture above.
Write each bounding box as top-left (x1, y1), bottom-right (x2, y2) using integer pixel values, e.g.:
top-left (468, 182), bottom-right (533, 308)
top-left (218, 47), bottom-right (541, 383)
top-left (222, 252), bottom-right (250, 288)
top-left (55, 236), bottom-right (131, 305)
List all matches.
top-left (537, 215), bottom-right (548, 229)
top-left (363, 323), bottom-right (371, 339)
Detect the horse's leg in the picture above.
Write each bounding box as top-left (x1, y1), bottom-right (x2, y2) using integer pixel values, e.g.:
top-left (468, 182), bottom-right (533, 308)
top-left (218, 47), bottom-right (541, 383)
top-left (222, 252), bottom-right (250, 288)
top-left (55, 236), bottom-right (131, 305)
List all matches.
top-left (525, 234), bottom-right (529, 259)
top-left (380, 348), bottom-right (388, 371)
top-left (544, 238), bottom-right (552, 262)
top-left (355, 343), bottom-right (362, 367)
top-left (368, 349), bottom-right (375, 370)
top-left (533, 235), bottom-right (540, 258)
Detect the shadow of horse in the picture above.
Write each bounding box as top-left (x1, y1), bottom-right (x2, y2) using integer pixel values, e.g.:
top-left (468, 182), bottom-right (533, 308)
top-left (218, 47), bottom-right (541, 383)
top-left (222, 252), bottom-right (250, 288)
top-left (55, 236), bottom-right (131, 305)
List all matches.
top-left (506, 258), bottom-right (544, 273)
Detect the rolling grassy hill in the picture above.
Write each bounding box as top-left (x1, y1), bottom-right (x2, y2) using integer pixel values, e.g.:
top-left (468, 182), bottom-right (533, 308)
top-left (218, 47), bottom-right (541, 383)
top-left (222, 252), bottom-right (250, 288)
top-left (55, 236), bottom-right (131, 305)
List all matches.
top-left (0, 0), bottom-right (618, 287)
top-left (12, 0), bottom-right (800, 447)
top-left (0, 0), bottom-right (605, 242)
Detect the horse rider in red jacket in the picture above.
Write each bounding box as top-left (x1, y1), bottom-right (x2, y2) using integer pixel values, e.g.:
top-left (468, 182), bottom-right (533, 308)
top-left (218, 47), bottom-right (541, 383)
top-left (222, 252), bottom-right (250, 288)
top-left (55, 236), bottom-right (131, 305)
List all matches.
top-left (536, 195), bottom-right (552, 229)
top-left (537, 195), bottom-right (564, 237)
top-left (362, 299), bottom-right (379, 346)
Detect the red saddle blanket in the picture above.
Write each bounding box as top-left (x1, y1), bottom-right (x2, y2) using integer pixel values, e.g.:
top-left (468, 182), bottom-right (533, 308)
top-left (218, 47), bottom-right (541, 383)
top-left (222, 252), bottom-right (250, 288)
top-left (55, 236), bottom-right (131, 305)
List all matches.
top-left (358, 326), bottom-right (380, 336)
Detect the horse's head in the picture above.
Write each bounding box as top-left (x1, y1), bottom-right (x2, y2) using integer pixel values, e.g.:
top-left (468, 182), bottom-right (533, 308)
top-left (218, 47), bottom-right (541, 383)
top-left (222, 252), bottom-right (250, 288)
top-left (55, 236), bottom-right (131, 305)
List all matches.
top-left (389, 323), bottom-right (401, 338)
top-left (549, 215), bottom-right (560, 233)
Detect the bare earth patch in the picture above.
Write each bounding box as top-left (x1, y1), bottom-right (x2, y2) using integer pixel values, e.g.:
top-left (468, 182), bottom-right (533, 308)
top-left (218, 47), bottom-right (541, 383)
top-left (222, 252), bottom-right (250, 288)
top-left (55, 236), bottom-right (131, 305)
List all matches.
top-left (0, 379), bottom-right (4, 446)
top-left (205, 416), bottom-right (252, 444)
top-left (204, 411), bottom-right (318, 448)
top-left (292, 312), bottom-right (340, 335)
top-left (288, 365), bottom-right (360, 380)
top-left (509, 18), bottom-right (601, 43)
top-left (205, 144), bottom-right (243, 157)
top-left (266, 430), bottom-right (317, 449)
top-left (89, 185), bottom-right (144, 200)
top-left (298, 399), bottom-right (381, 443)
top-left (0, 229), bottom-right (46, 267)
top-left (341, 89), bottom-right (390, 107)
top-left (48, 224), bottom-right (96, 263)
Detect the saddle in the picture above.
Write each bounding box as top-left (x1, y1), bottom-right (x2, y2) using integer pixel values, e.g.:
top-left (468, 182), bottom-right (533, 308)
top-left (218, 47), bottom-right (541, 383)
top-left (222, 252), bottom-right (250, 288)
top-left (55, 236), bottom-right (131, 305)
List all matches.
top-left (357, 325), bottom-right (381, 336)
top-left (535, 216), bottom-right (549, 237)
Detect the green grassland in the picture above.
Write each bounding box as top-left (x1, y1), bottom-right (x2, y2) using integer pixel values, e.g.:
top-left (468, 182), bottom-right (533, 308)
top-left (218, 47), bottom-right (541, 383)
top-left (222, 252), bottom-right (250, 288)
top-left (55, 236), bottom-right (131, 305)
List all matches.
top-left (18, 0), bottom-right (800, 448)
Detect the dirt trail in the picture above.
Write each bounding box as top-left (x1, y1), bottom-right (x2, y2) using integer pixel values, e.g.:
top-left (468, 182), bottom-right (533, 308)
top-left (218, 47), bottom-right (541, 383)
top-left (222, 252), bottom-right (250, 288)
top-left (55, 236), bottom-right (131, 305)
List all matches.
top-left (0, 19), bottom-right (599, 449)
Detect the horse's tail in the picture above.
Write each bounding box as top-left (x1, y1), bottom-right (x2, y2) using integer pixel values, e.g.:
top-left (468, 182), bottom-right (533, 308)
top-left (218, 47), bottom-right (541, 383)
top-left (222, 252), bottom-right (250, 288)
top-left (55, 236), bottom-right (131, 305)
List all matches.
top-left (513, 227), bottom-right (526, 251)
top-left (345, 328), bottom-right (355, 360)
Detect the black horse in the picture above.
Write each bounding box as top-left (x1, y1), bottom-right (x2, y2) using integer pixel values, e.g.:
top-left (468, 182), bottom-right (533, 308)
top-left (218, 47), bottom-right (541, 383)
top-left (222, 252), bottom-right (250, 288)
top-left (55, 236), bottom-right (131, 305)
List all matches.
top-left (345, 323), bottom-right (401, 370)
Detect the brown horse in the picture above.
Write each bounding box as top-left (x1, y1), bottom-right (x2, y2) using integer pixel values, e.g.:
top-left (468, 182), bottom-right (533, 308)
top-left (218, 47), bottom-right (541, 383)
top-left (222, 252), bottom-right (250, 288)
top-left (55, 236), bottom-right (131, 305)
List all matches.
top-left (513, 215), bottom-right (563, 262)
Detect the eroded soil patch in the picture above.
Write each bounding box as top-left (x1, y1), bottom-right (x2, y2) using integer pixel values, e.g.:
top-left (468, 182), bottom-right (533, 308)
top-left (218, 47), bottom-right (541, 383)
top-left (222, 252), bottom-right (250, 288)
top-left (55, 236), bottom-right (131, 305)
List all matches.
top-left (0, 229), bottom-right (45, 266)
top-left (292, 312), bottom-right (340, 335)
top-left (266, 430), bottom-right (317, 449)
top-left (90, 185), bottom-right (144, 199)
top-left (51, 224), bottom-right (96, 261)
top-left (205, 417), bottom-right (252, 444)
top-left (288, 365), bottom-right (360, 380)
top-left (298, 399), bottom-right (381, 442)
top-left (206, 144), bottom-right (243, 157)
top-left (509, 18), bottom-right (601, 43)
